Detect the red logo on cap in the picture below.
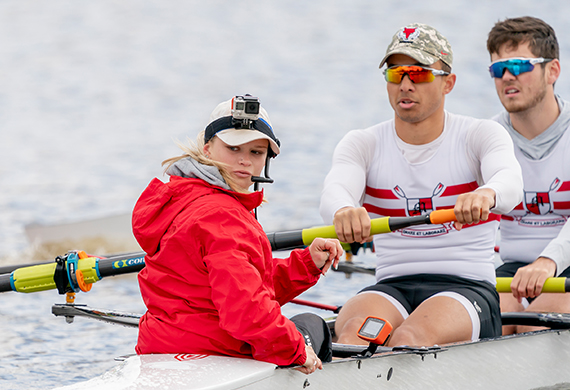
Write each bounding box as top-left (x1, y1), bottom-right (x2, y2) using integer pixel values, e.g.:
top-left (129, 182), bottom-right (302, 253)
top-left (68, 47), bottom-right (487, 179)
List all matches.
top-left (403, 28), bottom-right (417, 39)
top-left (398, 27), bottom-right (420, 42)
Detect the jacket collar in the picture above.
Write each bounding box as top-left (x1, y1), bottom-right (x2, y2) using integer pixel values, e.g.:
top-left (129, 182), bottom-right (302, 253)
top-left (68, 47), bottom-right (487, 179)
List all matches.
top-left (169, 175), bottom-right (264, 211)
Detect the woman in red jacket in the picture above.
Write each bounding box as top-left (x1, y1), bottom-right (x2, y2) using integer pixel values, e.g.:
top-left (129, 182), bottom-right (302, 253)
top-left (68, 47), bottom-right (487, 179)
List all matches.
top-left (133, 96), bottom-right (342, 375)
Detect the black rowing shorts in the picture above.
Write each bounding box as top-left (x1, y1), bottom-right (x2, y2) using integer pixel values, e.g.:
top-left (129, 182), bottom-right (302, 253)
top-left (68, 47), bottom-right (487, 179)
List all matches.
top-left (359, 273), bottom-right (502, 339)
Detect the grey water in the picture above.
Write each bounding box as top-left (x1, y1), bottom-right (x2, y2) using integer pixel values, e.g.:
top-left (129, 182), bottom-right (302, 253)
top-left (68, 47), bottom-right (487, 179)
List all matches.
top-left (2, 1), bottom-right (570, 389)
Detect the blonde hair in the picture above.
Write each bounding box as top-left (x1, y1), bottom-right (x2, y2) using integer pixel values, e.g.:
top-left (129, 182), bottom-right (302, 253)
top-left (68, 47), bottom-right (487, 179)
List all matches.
top-left (162, 131), bottom-right (250, 193)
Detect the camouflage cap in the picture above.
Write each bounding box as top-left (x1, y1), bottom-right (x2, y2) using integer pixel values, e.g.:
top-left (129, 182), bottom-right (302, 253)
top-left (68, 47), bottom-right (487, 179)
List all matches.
top-left (379, 23), bottom-right (453, 69)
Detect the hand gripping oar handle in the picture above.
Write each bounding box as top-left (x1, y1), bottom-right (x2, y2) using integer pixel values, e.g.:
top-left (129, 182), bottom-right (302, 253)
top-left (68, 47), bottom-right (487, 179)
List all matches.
top-left (0, 252), bottom-right (146, 293)
top-left (266, 208), bottom-right (458, 251)
top-left (496, 277), bottom-right (570, 293)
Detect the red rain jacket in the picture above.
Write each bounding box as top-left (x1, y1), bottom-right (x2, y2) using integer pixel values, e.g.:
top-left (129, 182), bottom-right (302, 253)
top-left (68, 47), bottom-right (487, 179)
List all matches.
top-left (132, 175), bottom-right (322, 366)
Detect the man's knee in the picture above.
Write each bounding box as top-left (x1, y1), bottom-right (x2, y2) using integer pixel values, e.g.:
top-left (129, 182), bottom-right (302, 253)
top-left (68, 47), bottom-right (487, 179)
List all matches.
top-left (335, 292), bottom-right (406, 344)
top-left (335, 316), bottom-right (369, 345)
top-left (335, 294), bottom-right (372, 326)
top-left (499, 293), bottom-right (525, 312)
top-left (336, 315), bottom-right (366, 334)
top-left (334, 300), bottom-right (370, 345)
top-left (387, 324), bottom-right (423, 347)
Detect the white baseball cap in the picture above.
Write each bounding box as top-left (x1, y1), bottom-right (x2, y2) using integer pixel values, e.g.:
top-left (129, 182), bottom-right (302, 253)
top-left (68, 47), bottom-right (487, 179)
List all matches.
top-left (205, 97), bottom-right (281, 156)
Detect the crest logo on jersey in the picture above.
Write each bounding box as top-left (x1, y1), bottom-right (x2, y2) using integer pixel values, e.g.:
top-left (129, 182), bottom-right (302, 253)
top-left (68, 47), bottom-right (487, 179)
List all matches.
top-left (525, 192), bottom-right (551, 215)
top-left (393, 183), bottom-right (452, 237)
top-left (394, 183), bottom-right (444, 216)
top-left (397, 27), bottom-right (420, 42)
top-left (523, 178), bottom-right (561, 215)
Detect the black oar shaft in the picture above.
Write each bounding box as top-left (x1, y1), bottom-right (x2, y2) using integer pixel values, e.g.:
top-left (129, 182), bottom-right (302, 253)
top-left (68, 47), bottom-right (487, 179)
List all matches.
top-left (0, 274), bottom-right (11, 293)
top-left (387, 213), bottom-right (432, 232)
top-left (96, 252), bottom-right (146, 278)
top-left (266, 231), bottom-right (304, 251)
top-left (0, 261), bottom-right (52, 275)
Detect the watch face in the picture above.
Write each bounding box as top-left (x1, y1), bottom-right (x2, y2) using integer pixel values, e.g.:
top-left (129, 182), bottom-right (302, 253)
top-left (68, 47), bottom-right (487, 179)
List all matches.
top-left (357, 316), bottom-right (393, 346)
top-left (359, 318), bottom-right (385, 338)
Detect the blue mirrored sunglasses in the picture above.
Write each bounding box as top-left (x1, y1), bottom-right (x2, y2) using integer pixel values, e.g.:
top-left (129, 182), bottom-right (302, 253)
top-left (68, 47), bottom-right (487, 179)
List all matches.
top-left (489, 57), bottom-right (552, 78)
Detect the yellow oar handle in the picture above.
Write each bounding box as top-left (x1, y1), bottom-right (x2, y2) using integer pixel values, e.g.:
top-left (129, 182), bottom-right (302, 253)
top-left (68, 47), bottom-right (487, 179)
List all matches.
top-left (10, 257), bottom-right (100, 293)
top-left (496, 277), bottom-right (569, 293)
top-left (300, 216), bottom-right (394, 246)
top-left (301, 225), bottom-right (338, 244)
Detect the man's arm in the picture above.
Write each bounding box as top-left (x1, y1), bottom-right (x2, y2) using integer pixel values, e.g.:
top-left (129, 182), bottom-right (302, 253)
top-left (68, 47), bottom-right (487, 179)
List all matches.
top-left (320, 129), bottom-right (376, 242)
top-left (459, 120), bottom-right (523, 226)
top-left (540, 219), bottom-right (570, 276)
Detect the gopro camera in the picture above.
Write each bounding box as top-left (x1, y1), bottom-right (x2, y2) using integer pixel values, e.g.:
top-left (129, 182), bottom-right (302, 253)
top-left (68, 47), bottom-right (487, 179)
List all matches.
top-left (232, 95), bottom-right (260, 122)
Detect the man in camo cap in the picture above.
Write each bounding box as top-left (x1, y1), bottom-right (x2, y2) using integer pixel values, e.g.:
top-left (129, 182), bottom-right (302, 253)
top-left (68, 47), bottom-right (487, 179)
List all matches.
top-left (321, 23), bottom-right (523, 347)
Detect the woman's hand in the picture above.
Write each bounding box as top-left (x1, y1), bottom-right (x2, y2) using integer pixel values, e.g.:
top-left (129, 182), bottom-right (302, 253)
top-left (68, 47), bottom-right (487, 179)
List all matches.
top-left (295, 345), bottom-right (322, 375)
top-left (309, 238), bottom-right (343, 274)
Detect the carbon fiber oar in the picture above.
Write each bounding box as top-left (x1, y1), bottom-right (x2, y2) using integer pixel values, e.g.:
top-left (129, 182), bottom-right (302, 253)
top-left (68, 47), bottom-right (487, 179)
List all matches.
top-left (266, 208), bottom-right (458, 251)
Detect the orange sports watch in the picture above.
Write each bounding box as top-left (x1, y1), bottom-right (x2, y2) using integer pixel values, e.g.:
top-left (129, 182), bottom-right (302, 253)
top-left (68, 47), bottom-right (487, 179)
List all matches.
top-left (357, 316), bottom-right (393, 346)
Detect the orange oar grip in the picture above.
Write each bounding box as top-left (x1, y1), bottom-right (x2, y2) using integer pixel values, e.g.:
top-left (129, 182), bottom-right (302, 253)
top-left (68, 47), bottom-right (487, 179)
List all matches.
top-left (429, 209), bottom-right (457, 224)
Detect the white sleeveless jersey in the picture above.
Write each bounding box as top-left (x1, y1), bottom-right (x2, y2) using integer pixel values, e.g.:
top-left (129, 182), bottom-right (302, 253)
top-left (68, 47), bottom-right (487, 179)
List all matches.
top-left (500, 129), bottom-right (570, 264)
top-left (364, 114), bottom-right (499, 284)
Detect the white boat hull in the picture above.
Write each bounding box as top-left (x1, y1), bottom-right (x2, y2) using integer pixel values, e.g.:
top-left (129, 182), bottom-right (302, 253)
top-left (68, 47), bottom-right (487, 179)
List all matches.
top-left (56, 329), bottom-right (570, 390)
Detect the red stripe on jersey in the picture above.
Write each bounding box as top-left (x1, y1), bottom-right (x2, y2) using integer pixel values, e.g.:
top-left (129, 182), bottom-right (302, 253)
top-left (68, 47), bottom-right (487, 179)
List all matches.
top-left (513, 202), bottom-right (524, 210)
top-left (364, 203), bottom-right (407, 217)
top-left (554, 201), bottom-right (570, 210)
top-left (558, 181), bottom-right (570, 192)
top-left (440, 181), bottom-right (478, 196)
top-left (365, 186), bottom-right (399, 199)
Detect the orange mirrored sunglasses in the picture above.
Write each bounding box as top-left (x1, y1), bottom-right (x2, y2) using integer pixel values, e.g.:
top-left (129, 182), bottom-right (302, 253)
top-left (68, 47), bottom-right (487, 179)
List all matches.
top-left (383, 65), bottom-right (450, 83)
